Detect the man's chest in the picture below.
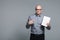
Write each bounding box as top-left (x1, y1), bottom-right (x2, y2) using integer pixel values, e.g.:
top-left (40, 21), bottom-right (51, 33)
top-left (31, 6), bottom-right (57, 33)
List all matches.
top-left (31, 16), bottom-right (43, 25)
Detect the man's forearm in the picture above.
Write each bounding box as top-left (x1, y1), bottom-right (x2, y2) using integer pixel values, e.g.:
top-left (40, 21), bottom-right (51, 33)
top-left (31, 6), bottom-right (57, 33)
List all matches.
top-left (26, 22), bottom-right (34, 29)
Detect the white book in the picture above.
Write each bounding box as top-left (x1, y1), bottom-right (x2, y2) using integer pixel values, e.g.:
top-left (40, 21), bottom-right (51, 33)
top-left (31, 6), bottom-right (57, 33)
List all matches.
top-left (41, 16), bottom-right (51, 27)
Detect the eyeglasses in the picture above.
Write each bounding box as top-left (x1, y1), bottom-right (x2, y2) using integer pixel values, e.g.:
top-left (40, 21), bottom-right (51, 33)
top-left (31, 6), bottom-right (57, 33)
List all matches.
top-left (35, 9), bottom-right (42, 10)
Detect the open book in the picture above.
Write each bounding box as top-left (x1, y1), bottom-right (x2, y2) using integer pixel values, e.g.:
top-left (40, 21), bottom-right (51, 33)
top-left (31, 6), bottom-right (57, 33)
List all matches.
top-left (41, 16), bottom-right (51, 27)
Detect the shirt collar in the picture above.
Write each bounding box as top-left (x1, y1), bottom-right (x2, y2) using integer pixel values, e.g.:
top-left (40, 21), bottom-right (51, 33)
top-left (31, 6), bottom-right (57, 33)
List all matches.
top-left (35, 13), bottom-right (42, 17)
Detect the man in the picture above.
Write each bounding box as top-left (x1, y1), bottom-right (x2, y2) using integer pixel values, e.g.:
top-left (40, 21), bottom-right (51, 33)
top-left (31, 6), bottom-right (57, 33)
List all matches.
top-left (26, 5), bottom-right (51, 40)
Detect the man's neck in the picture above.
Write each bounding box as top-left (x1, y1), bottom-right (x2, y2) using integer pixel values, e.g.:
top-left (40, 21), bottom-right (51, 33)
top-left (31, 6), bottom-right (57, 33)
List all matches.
top-left (35, 13), bottom-right (41, 17)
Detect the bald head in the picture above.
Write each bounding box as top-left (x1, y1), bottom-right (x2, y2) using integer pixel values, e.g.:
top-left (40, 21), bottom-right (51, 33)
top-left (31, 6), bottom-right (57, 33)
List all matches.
top-left (35, 5), bottom-right (42, 15)
top-left (35, 5), bottom-right (42, 10)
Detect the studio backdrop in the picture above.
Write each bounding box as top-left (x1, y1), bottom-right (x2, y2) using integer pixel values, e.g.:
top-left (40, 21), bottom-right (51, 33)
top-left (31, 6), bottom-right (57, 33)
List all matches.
top-left (0, 0), bottom-right (60, 40)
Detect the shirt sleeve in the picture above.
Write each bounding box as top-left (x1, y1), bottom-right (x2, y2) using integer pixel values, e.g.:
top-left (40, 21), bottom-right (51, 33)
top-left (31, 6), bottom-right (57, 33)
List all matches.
top-left (26, 16), bottom-right (33, 29)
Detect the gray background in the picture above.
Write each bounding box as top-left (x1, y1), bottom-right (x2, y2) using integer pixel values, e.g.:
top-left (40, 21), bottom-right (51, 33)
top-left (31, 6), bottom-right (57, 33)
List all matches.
top-left (0, 0), bottom-right (60, 40)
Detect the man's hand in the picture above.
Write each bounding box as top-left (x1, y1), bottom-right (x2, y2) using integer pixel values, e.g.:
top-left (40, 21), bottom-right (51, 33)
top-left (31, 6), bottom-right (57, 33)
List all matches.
top-left (28, 19), bottom-right (34, 25)
top-left (46, 22), bottom-right (50, 27)
top-left (46, 22), bottom-right (51, 30)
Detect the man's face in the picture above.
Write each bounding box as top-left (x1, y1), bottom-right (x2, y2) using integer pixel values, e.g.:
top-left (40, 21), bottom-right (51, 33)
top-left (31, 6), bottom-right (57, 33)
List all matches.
top-left (35, 5), bottom-right (42, 15)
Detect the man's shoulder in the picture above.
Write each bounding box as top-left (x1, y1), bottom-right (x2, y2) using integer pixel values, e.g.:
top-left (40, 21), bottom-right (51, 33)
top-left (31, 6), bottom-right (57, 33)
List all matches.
top-left (41, 14), bottom-right (44, 16)
top-left (29, 14), bottom-right (35, 18)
